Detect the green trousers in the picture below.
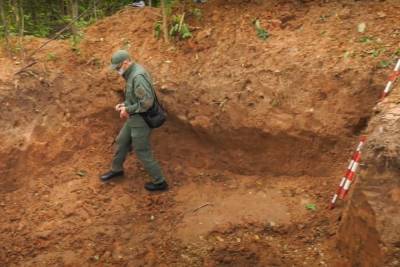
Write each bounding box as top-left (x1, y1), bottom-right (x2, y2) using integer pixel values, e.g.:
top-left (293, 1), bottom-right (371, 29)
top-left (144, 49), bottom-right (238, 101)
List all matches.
top-left (111, 120), bottom-right (165, 184)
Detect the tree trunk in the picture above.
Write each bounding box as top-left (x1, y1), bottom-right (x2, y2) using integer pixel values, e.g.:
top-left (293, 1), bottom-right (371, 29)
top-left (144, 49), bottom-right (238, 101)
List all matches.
top-left (17, 0), bottom-right (23, 39)
top-left (60, 0), bottom-right (66, 16)
top-left (30, 1), bottom-right (36, 25)
top-left (0, 0), bottom-right (9, 48)
top-left (93, 0), bottom-right (97, 20)
top-left (10, 0), bottom-right (24, 53)
top-left (160, 0), bottom-right (169, 43)
top-left (68, 0), bottom-right (79, 40)
top-left (11, 0), bottom-right (18, 31)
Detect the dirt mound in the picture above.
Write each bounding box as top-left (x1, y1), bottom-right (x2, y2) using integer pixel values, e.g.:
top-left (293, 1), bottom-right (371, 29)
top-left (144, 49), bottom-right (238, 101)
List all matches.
top-left (1, 0), bottom-right (400, 265)
top-left (81, 0), bottom-right (389, 138)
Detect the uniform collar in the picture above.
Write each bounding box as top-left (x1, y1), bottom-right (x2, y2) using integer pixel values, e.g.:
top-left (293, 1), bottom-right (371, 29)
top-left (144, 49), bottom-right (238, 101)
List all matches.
top-left (122, 63), bottom-right (135, 80)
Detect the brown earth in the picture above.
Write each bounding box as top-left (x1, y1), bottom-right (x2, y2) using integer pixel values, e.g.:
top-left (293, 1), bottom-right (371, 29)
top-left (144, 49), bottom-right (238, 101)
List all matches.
top-left (1, 0), bottom-right (400, 266)
top-left (338, 90), bottom-right (400, 267)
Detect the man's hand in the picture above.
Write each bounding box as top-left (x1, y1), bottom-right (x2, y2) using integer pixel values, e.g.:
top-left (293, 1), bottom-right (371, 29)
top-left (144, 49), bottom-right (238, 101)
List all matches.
top-left (119, 106), bottom-right (129, 119)
top-left (115, 103), bottom-right (125, 111)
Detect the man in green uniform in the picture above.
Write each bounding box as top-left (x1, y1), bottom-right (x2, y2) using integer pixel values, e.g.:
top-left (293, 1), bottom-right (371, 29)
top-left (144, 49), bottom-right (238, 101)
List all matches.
top-left (100, 50), bottom-right (168, 191)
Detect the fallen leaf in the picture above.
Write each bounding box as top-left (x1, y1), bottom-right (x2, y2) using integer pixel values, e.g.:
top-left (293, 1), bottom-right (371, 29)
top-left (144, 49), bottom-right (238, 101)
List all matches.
top-left (77, 170), bottom-right (87, 177)
top-left (306, 203), bottom-right (317, 211)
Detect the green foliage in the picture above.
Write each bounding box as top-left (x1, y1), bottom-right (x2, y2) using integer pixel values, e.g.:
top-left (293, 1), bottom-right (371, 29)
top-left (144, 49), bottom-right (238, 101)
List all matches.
top-left (256, 28), bottom-right (269, 40)
top-left (47, 52), bottom-right (57, 61)
top-left (379, 60), bottom-right (390, 68)
top-left (305, 203), bottom-right (317, 211)
top-left (0, 26), bottom-right (6, 38)
top-left (319, 15), bottom-right (328, 22)
top-left (367, 48), bottom-right (386, 58)
top-left (358, 36), bottom-right (374, 44)
top-left (70, 36), bottom-right (81, 52)
top-left (270, 98), bottom-right (280, 107)
top-left (180, 24), bottom-right (192, 39)
top-left (270, 91), bottom-right (285, 107)
top-left (154, 21), bottom-right (162, 39)
top-left (343, 50), bottom-right (356, 61)
top-left (0, 0), bottom-right (135, 40)
top-left (0, 0), bottom-right (200, 46)
top-left (169, 14), bottom-right (192, 39)
top-left (253, 19), bottom-right (269, 41)
top-left (191, 8), bottom-right (202, 19)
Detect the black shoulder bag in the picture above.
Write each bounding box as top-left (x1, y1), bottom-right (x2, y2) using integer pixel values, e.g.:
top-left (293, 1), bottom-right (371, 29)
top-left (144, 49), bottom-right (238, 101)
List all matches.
top-left (136, 74), bottom-right (167, 128)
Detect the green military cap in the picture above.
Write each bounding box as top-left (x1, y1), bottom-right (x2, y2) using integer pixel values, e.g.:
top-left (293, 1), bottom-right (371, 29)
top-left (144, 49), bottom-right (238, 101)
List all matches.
top-left (110, 50), bottom-right (130, 70)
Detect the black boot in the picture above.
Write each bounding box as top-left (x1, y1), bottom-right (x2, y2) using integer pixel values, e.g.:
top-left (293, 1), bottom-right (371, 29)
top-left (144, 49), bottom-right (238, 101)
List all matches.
top-left (145, 181), bottom-right (168, 191)
top-left (100, 170), bottom-right (124, 181)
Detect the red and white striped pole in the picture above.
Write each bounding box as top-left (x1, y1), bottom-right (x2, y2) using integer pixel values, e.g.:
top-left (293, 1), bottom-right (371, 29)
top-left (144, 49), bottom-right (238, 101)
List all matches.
top-left (329, 58), bottom-right (400, 210)
top-left (338, 150), bottom-right (362, 200)
top-left (381, 59), bottom-right (400, 99)
top-left (329, 136), bottom-right (367, 209)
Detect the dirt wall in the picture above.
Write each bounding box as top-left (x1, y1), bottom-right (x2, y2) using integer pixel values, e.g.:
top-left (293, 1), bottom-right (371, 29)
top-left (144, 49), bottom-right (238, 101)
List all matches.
top-left (338, 96), bottom-right (400, 267)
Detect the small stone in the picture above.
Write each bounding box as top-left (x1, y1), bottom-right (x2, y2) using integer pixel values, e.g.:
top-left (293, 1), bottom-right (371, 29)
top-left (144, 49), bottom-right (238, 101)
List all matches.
top-left (357, 22), bottom-right (366, 33)
top-left (181, 254), bottom-right (190, 260)
top-left (36, 230), bottom-right (52, 239)
top-left (377, 12), bottom-right (386, 18)
top-left (159, 85), bottom-right (177, 94)
top-left (190, 115), bottom-right (211, 129)
top-left (103, 251), bottom-right (111, 258)
top-left (177, 115), bottom-right (188, 122)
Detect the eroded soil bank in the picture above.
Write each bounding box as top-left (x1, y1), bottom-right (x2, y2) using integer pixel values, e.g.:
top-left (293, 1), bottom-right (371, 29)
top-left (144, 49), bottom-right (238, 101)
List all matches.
top-left (1, 0), bottom-right (399, 266)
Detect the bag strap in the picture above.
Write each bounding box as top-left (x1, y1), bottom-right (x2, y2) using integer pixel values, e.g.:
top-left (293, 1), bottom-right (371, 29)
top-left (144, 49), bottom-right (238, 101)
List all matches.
top-left (131, 73), bottom-right (161, 106)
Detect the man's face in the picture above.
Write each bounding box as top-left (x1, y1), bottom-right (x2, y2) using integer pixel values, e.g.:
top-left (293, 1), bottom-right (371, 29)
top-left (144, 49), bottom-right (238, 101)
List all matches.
top-left (116, 60), bottom-right (129, 75)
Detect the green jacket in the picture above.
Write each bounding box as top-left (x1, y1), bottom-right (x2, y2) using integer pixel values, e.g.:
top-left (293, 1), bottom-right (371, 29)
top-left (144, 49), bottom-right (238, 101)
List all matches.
top-left (122, 63), bottom-right (155, 127)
